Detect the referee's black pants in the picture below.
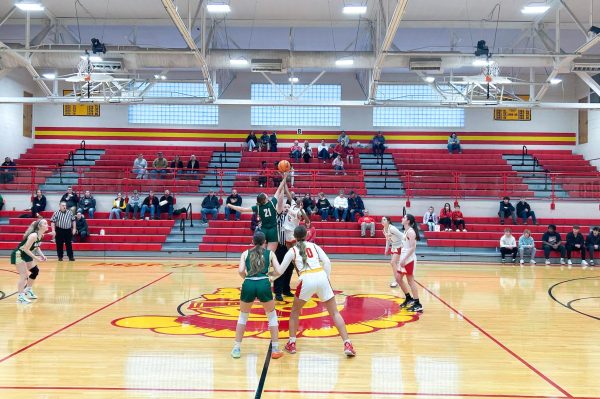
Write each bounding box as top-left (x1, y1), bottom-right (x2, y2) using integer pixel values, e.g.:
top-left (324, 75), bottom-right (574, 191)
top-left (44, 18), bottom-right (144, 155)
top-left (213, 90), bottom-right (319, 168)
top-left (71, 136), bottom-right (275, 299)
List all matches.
top-left (273, 243), bottom-right (294, 295)
top-left (55, 227), bottom-right (74, 260)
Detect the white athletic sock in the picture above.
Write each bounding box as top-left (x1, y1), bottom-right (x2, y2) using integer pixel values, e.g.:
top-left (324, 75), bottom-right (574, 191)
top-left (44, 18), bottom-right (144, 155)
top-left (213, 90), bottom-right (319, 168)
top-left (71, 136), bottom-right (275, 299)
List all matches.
top-left (344, 339), bottom-right (351, 344)
top-left (271, 341), bottom-right (279, 351)
top-left (233, 341), bottom-right (241, 349)
top-left (288, 337), bottom-right (296, 343)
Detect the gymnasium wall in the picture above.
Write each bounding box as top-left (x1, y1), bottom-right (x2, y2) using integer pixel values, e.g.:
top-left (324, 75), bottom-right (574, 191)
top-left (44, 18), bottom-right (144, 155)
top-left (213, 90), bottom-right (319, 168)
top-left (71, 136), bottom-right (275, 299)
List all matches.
top-left (0, 70), bottom-right (37, 158)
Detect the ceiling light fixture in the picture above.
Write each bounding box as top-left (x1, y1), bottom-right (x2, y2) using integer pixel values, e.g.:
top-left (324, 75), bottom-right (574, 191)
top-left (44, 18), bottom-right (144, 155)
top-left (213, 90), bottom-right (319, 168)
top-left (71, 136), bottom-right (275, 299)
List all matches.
top-left (550, 78), bottom-right (562, 85)
top-left (229, 58), bottom-right (248, 66)
top-left (472, 59), bottom-right (493, 67)
top-left (289, 77), bottom-right (299, 83)
top-left (343, 5), bottom-right (367, 14)
top-left (423, 76), bottom-right (435, 83)
top-left (521, 2), bottom-right (550, 14)
top-left (42, 73), bottom-right (56, 80)
top-left (206, 3), bottom-right (231, 13)
top-left (81, 54), bottom-right (102, 62)
top-left (335, 58), bottom-right (354, 67)
top-left (15, 1), bottom-right (44, 11)
top-left (154, 74), bottom-right (167, 80)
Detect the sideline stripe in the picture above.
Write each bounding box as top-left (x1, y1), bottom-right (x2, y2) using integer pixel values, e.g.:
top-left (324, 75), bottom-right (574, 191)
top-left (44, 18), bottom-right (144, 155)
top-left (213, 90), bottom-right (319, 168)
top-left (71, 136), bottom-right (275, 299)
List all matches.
top-left (0, 272), bottom-right (172, 364)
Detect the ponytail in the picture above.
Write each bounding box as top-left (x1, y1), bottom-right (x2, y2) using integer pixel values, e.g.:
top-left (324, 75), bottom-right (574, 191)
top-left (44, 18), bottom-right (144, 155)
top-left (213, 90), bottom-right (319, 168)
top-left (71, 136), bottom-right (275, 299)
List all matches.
top-left (293, 225), bottom-right (309, 268)
top-left (406, 214), bottom-right (421, 241)
top-left (247, 231), bottom-right (266, 276)
top-left (23, 219), bottom-right (43, 239)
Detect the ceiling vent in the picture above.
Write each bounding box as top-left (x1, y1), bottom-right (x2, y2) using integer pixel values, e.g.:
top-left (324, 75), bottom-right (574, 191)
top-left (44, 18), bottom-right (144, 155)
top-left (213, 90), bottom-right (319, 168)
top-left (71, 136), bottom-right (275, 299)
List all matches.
top-left (409, 58), bottom-right (442, 71)
top-left (90, 60), bottom-right (123, 72)
top-left (571, 60), bottom-right (600, 72)
top-left (251, 59), bottom-right (285, 73)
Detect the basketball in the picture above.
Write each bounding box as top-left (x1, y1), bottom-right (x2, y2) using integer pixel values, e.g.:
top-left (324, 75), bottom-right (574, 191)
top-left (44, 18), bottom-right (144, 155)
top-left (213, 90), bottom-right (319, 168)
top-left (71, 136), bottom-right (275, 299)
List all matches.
top-left (278, 160), bottom-right (291, 173)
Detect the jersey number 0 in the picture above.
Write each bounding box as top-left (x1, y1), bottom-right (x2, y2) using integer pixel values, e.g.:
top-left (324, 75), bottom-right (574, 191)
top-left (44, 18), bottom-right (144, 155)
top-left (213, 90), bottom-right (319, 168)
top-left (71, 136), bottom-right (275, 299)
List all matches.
top-left (305, 247), bottom-right (314, 258)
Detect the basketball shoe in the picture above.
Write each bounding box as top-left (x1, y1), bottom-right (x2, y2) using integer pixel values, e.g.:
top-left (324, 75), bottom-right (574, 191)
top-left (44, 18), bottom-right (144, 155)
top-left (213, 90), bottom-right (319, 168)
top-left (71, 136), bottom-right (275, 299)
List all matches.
top-left (344, 341), bottom-right (356, 357)
top-left (24, 288), bottom-right (37, 299)
top-left (16, 293), bottom-right (31, 304)
top-left (284, 341), bottom-right (297, 354)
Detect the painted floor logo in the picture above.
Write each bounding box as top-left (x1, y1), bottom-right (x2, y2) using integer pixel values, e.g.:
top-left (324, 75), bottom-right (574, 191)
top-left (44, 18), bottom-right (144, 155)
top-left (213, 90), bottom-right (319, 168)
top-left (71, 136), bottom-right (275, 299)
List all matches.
top-left (112, 288), bottom-right (420, 338)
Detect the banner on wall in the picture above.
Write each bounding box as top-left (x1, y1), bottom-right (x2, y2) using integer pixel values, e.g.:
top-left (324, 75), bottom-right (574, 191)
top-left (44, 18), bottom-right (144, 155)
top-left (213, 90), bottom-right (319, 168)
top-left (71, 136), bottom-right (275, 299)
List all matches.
top-left (62, 90), bottom-right (101, 117)
top-left (493, 108), bottom-right (531, 121)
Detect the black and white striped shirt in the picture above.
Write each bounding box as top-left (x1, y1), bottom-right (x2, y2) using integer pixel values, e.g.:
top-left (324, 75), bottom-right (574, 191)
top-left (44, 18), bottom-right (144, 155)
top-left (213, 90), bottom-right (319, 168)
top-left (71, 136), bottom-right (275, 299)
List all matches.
top-left (277, 212), bottom-right (286, 245)
top-left (51, 210), bottom-right (75, 229)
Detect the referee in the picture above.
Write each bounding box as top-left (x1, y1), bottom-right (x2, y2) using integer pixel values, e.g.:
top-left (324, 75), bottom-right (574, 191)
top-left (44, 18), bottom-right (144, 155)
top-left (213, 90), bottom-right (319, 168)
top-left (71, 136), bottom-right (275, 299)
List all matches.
top-left (51, 201), bottom-right (76, 261)
top-left (273, 208), bottom-right (294, 301)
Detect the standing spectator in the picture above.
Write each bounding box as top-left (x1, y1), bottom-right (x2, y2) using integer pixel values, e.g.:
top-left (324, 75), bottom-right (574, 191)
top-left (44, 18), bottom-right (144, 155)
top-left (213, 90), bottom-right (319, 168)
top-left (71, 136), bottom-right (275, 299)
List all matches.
top-left (518, 229), bottom-right (536, 265)
top-left (77, 190), bottom-right (96, 219)
top-left (109, 193), bottom-right (127, 220)
top-left (345, 144), bottom-right (356, 164)
top-left (302, 193), bottom-right (315, 216)
top-left (224, 189), bottom-right (242, 221)
top-left (290, 140), bottom-right (302, 162)
top-left (423, 206), bottom-right (438, 231)
top-left (269, 131), bottom-right (278, 152)
top-left (132, 154), bottom-right (148, 179)
top-left (586, 226), bottom-right (600, 266)
top-left (170, 155), bottom-right (184, 176)
top-left (151, 152), bottom-right (168, 179)
top-left (159, 189), bottom-right (174, 219)
top-left (60, 186), bottom-right (79, 214)
top-left (372, 132), bottom-right (386, 156)
top-left (50, 201), bottom-right (76, 261)
top-left (73, 211), bottom-right (89, 242)
top-left (452, 204), bottom-right (466, 232)
top-left (316, 192), bottom-right (332, 221)
top-left (566, 225), bottom-right (588, 266)
top-left (439, 203), bottom-right (453, 231)
top-left (447, 132), bottom-right (462, 154)
top-left (348, 191), bottom-right (364, 222)
top-left (125, 190), bottom-right (142, 220)
top-left (499, 228), bottom-right (517, 263)
top-left (260, 131), bottom-right (270, 151)
top-left (246, 131), bottom-right (258, 152)
top-left (140, 191), bottom-right (159, 220)
top-left (302, 141), bottom-right (313, 163)
top-left (542, 224), bottom-right (566, 265)
top-left (338, 131), bottom-right (350, 147)
top-left (317, 140), bottom-right (330, 162)
top-left (333, 190), bottom-right (348, 222)
top-left (332, 156), bottom-right (346, 175)
top-left (498, 196), bottom-right (517, 225)
top-left (358, 210), bottom-right (376, 238)
top-left (31, 189), bottom-right (46, 218)
top-left (0, 156), bottom-right (16, 183)
top-left (516, 198), bottom-right (537, 225)
top-left (201, 189), bottom-right (220, 225)
top-left (186, 154), bottom-right (200, 175)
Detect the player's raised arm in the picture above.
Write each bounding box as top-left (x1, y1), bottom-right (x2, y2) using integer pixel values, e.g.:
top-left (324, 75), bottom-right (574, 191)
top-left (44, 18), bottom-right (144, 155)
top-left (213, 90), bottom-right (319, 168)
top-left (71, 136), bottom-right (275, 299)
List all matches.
top-left (275, 172), bottom-right (288, 213)
top-left (228, 203), bottom-right (253, 213)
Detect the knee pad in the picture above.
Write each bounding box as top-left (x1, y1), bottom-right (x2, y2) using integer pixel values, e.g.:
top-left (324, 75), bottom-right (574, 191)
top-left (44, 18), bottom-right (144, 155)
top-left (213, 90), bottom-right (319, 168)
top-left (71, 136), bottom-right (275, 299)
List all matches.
top-left (237, 312), bottom-right (249, 326)
top-left (267, 310), bottom-right (279, 327)
top-left (29, 266), bottom-right (40, 280)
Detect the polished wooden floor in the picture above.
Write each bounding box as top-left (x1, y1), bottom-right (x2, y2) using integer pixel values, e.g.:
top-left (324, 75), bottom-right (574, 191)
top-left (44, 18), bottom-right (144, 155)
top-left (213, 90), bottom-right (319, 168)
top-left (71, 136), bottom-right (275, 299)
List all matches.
top-left (0, 257), bottom-right (598, 399)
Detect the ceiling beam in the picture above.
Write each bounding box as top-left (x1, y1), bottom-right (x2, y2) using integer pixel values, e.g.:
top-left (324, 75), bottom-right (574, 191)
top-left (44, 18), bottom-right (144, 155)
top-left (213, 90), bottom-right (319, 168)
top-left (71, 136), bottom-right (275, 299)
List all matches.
top-left (0, 6), bottom-right (16, 28)
top-left (0, 40), bottom-right (52, 96)
top-left (575, 71), bottom-right (600, 97)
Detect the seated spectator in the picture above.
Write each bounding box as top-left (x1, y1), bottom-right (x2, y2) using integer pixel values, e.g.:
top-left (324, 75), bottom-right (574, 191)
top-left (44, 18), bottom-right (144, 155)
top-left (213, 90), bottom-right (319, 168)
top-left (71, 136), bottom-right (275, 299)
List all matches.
top-left (77, 190), bottom-right (96, 219)
top-left (439, 203), bottom-right (453, 231)
top-left (500, 228), bottom-right (517, 263)
top-left (269, 131), bottom-right (278, 152)
top-left (358, 210), bottom-right (376, 238)
top-left (566, 225), bottom-right (588, 266)
top-left (170, 155), bottom-right (184, 175)
top-left (518, 229), bottom-right (536, 265)
top-left (316, 192), bottom-right (332, 221)
top-left (151, 152), bottom-right (169, 179)
top-left (224, 189), bottom-right (242, 221)
top-left (257, 161), bottom-right (269, 188)
top-left (452, 204), bottom-right (466, 232)
top-left (250, 211), bottom-right (261, 233)
top-left (516, 198), bottom-right (537, 225)
top-left (498, 196), bottom-right (517, 225)
top-left (338, 131), bottom-right (350, 147)
top-left (31, 189), bottom-right (46, 218)
top-left (60, 186), bottom-right (79, 214)
top-left (290, 140), bottom-right (302, 162)
top-left (332, 143), bottom-right (344, 160)
top-left (73, 211), bottom-right (89, 242)
top-left (186, 154), bottom-right (200, 174)
top-left (345, 144), bottom-right (356, 164)
top-left (317, 140), bottom-right (330, 163)
top-left (132, 154), bottom-right (148, 179)
top-left (260, 131), bottom-right (270, 152)
top-left (272, 161), bottom-right (282, 187)
top-left (305, 220), bottom-right (317, 242)
top-left (125, 190), bottom-right (142, 220)
top-left (586, 226), bottom-right (600, 266)
top-left (159, 189), bottom-right (174, 219)
top-left (201, 189), bottom-right (220, 225)
top-left (448, 132), bottom-right (462, 154)
top-left (332, 156), bottom-right (346, 175)
top-left (109, 193), bottom-right (127, 220)
top-left (246, 131), bottom-right (258, 152)
top-left (542, 224), bottom-right (566, 265)
top-left (333, 190), bottom-right (348, 222)
top-left (423, 206), bottom-right (438, 231)
top-left (302, 193), bottom-right (315, 216)
top-left (0, 157), bottom-right (16, 184)
top-left (287, 166), bottom-right (295, 188)
top-left (348, 190), bottom-right (364, 221)
top-left (302, 141), bottom-right (313, 163)
top-left (372, 132), bottom-right (386, 156)
top-left (141, 191), bottom-right (159, 220)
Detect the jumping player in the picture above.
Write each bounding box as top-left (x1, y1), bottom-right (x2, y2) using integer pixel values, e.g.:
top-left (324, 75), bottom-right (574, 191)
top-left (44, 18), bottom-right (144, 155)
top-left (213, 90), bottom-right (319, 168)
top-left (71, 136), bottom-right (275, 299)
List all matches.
top-left (281, 225), bottom-right (356, 357)
top-left (11, 219), bottom-right (48, 304)
top-left (232, 231), bottom-right (285, 359)
top-left (396, 214), bottom-right (423, 312)
top-left (282, 184), bottom-right (309, 248)
top-left (382, 216), bottom-right (403, 288)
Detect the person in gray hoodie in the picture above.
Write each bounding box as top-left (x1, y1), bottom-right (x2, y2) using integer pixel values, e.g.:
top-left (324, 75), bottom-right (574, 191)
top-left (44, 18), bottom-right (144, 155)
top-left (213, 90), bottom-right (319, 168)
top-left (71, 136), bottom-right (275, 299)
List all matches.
top-left (125, 190), bottom-right (143, 220)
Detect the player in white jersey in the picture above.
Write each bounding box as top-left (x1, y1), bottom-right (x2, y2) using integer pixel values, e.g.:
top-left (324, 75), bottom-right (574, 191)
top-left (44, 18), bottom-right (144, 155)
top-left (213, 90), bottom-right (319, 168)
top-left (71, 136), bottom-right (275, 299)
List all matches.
top-left (382, 216), bottom-right (404, 288)
top-left (280, 225), bottom-right (356, 357)
top-left (282, 185), bottom-right (308, 246)
top-left (396, 214), bottom-right (422, 312)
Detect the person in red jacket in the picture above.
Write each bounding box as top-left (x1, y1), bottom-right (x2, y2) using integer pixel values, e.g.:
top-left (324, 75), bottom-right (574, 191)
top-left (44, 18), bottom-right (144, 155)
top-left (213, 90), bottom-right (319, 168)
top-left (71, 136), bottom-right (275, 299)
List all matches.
top-left (439, 203), bottom-right (453, 231)
top-left (332, 143), bottom-right (344, 160)
top-left (358, 210), bottom-right (376, 237)
top-left (452, 204), bottom-right (466, 232)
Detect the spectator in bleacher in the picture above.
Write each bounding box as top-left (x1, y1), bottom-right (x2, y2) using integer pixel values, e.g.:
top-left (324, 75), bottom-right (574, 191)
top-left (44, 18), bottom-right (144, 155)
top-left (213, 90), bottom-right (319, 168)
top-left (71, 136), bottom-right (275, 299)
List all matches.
top-left (258, 161), bottom-right (269, 188)
top-left (151, 152), bottom-right (168, 179)
top-left (333, 190), bottom-right (348, 222)
top-left (186, 154), bottom-right (200, 175)
top-left (73, 211), bottom-right (89, 242)
top-left (372, 132), bottom-right (386, 157)
top-left (423, 206), bottom-right (438, 231)
top-left (31, 189), bottom-right (46, 218)
top-left (141, 191), bottom-right (159, 220)
top-left (0, 156), bottom-right (16, 184)
top-left (77, 190), bottom-right (96, 219)
top-left (338, 131), bottom-right (350, 147)
top-left (447, 133), bottom-right (462, 154)
top-left (302, 193), bottom-right (315, 216)
top-left (332, 156), bottom-right (346, 175)
top-left (125, 190), bottom-right (142, 220)
top-left (452, 204), bottom-right (466, 232)
top-left (0, 193), bottom-right (4, 210)
top-left (317, 140), bottom-right (330, 163)
top-left (302, 141), bottom-right (313, 163)
top-left (170, 155), bottom-right (184, 176)
top-left (60, 186), bottom-right (79, 214)
top-left (348, 191), bottom-right (364, 222)
top-left (332, 142), bottom-right (344, 160)
top-left (518, 229), bottom-right (536, 265)
top-left (133, 154), bottom-right (148, 179)
top-left (498, 196), bottom-right (517, 225)
top-left (439, 203), bottom-right (453, 231)
top-left (250, 210), bottom-right (261, 233)
top-left (345, 143), bottom-right (356, 164)
top-left (566, 225), bottom-right (588, 266)
top-left (201, 189), bottom-right (220, 225)
top-left (499, 228), bottom-right (517, 263)
top-left (358, 209), bottom-right (376, 238)
top-left (586, 226), bottom-right (600, 266)
top-left (224, 189), bottom-right (242, 221)
top-left (269, 131), bottom-right (278, 152)
top-left (290, 140), bottom-right (302, 162)
top-left (246, 131), bottom-right (258, 152)
top-left (542, 224), bottom-right (566, 265)
top-left (109, 193), bottom-right (127, 220)
top-left (316, 192), bottom-right (332, 221)
top-left (159, 189), bottom-right (174, 219)
top-left (272, 161), bottom-right (282, 187)
top-left (516, 198), bottom-right (537, 225)
top-left (260, 131), bottom-right (270, 152)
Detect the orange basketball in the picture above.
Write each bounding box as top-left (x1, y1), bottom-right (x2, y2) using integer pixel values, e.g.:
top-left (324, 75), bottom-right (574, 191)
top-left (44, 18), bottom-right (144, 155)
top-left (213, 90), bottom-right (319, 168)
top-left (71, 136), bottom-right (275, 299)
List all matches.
top-left (278, 160), bottom-right (291, 173)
